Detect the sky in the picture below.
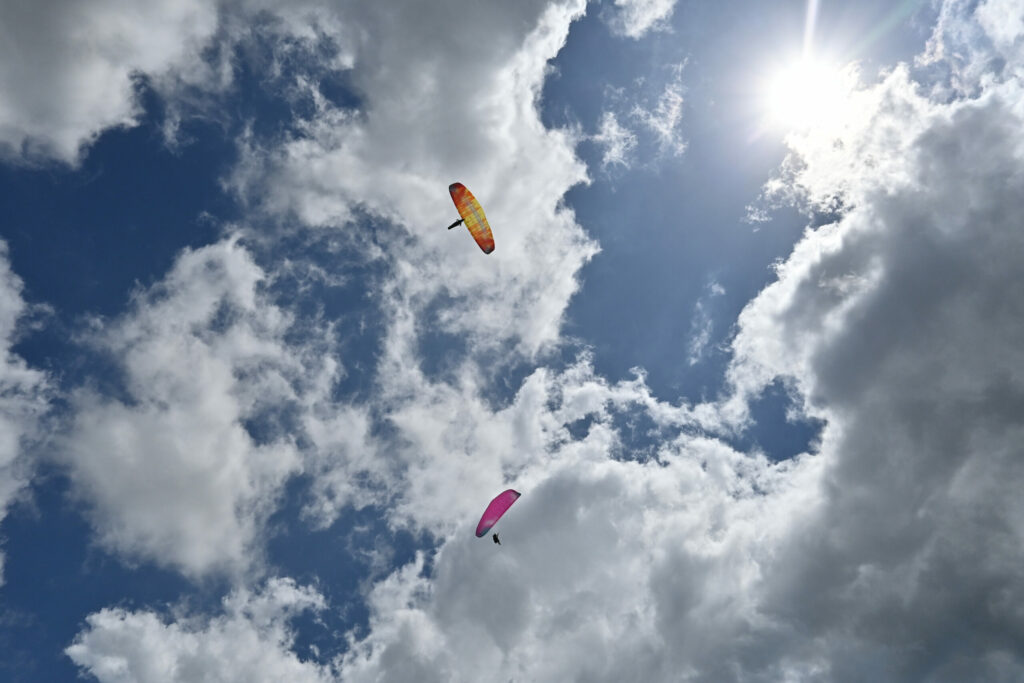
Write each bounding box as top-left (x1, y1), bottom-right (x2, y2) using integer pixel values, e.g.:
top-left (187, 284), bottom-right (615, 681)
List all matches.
top-left (1, 0), bottom-right (1024, 680)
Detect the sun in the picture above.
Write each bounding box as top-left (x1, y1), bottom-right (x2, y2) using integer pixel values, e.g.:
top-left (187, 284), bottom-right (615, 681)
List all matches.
top-left (761, 57), bottom-right (855, 132)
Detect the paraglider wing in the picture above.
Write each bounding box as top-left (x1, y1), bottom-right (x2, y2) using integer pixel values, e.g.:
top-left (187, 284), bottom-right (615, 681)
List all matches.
top-left (449, 182), bottom-right (495, 254)
top-left (475, 489), bottom-right (521, 537)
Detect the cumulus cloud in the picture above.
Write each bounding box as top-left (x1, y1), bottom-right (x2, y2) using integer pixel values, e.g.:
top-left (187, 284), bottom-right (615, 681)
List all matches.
top-left (919, 0), bottom-right (1024, 95)
top-left (0, 0), bottom-right (380, 165)
top-left (67, 351), bottom-right (786, 682)
top-left (316, 360), bottom-right (810, 683)
top-left (229, 0), bottom-right (598, 359)
top-left (721, 5), bottom-right (1024, 678)
top-left (63, 0), bottom-right (1024, 681)
top-left (66, 578), bottom-right (330, 683)
top-left (732, 84), bottom-right (1024, 683)
top-left (218, 0), bottom-right (607, 532)
top-left (59, 237), bottom-right (378, 577)
top-left (0, 0), bottom-right (222, 165)
top-left (320, 2), bottom-right (1024, 679)
top-left (11, 0), bottom-right (598, 579)
top-left (0, 241), bottom-right (50, 584)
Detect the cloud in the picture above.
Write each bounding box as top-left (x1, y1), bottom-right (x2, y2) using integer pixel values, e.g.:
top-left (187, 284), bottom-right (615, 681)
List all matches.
top-left (61, 1), bottom-right (1024, 680)
top-left (306, 3), bottom-right (1024, 680)
top-left (592, 111), bottom-right (638, 169)
top-left (220, 0), bottom-right (606, 532)
top-left (723, 8), bottom-right (1024, 679)
top-left (687, 280), bottom-right (724, 366)
top-left (588, 63), bottom-right (687, 173)
top-left (58, 237), bottom-right (370, 577)
top-left (74, 345), bottom-right (766, 681)
top-left (329, 373), bottom-right (805, 682)
top-left (66, 578), bottom-right (331, 683)
top-left (0, 241), bottom-right (50, 584)
top-left (0, 0), bottom-right (221, 165)
top-left (604, 0), bottom-right (678, 39)
top-left (228, 0), bottom-right (598, 360)
top-left (975, 0), bottom-right (1024, 54)
top-left (7, 0), bottom-right (598, 579)
top-left (301, 398), bottom-right (384, 529)
top-left (630, 63), bottom-right (687, 158)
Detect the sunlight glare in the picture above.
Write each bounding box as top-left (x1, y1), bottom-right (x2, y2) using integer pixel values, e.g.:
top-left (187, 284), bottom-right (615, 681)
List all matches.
top-left (763, 58), bottom-right (853, 132)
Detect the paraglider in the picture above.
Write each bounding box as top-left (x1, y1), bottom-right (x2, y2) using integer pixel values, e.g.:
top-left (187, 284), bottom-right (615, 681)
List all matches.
top-left (476, 489), bottom-right (520, 541)
top-left (447, 182), bottom-right (495, 254)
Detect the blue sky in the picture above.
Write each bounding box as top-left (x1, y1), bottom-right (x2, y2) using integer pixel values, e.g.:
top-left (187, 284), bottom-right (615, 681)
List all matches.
top-left (2, 1), bottom-right (1024, 681)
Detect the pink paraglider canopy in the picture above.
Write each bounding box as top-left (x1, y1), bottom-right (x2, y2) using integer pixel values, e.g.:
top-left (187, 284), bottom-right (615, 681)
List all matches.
top-left (475, 489), bottom-right (521, 537)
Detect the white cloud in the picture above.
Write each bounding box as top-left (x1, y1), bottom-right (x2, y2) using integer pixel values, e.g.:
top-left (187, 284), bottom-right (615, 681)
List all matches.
top-left (333, 377), bottom-right (808, 682)
top-left (66, 578), bottom-right (331, 683)
top-left (59, 237), bottom-right (374, 577)
top-left (219, 0), bottom-right (606, 532)
top-left (306, 3), bottom-right (1024, 680)
top-left (365, 344), bottom-right (719, 539)
top-left (604, 0), bottom-right (678, 39)
top-left (229, 0), bottom-right (598, 359)
top-left (687, 280), bottom-right (724, 366)
top-left (6, 0), bottom-right (599, 580)
top-left (62, 350), bottom-right (794, 681)
top-left (589, 63), bottom-right (687, 171)
top-left (0, 0), bottom-right (221, 165)
top-left (722, 7), bottom-right (1024, 678)
top-left (918, 0), bottom-right (1024, 99)
top-left (60, 1), bottom-right (1024, 680)
top-left (975, 0), bottom-right (1024, 54)
top-left (631, 64), bottom-right (687, 157)
top-left (592, 111), bottom-right (638, 169)
top-left (301, 400), bottom-right (384, 529)
top-left (0, 241), bottom-right (50, 584)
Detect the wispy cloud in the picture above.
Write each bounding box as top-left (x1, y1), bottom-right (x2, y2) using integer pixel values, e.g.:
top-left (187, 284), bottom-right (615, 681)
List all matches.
top-left (604, 0), bottom-right (678, 39)
top-left (687, 280), bottom-right (725, 366)
top-left (631, 63), bottom-right (687, 158)
top-left (592, 111), bottom-right (639, 169)
top-left (589, 62), bottom-right (688, 174)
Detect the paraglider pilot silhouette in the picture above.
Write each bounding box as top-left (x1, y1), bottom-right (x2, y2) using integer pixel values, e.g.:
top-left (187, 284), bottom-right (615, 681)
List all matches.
top-left (476, 489), bottom-right (520, 546)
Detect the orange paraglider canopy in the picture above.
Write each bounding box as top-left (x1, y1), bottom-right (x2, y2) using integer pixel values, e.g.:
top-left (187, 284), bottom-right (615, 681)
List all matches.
top-left (448, 182), bottom-right (495, 254)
